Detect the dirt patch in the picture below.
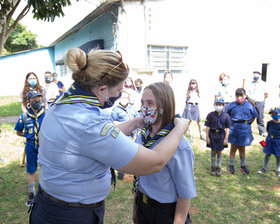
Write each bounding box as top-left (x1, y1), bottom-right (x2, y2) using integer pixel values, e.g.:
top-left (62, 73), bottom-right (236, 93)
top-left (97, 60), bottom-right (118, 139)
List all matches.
top-left (272, 184), bottom-right (280, 197)
top-left (189, 205), bottom-right (200, 214)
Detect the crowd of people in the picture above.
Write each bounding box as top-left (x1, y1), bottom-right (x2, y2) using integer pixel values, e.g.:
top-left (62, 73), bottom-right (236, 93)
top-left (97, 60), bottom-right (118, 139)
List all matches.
top-left (14, 48), bottom-right (280, 224)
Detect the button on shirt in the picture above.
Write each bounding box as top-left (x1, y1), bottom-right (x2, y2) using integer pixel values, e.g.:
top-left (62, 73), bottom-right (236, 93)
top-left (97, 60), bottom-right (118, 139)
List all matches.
top-left (246, 80), bottom-right (268, 102)
top-left (135, 134), bottom-right (197, 203)
top-left (38, 103), bottom-right (139, 204)
top-left (205, 111), bottom-right (231, 130)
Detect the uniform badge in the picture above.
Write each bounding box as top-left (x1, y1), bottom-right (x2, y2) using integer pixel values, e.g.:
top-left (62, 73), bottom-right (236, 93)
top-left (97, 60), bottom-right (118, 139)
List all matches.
top-left (101, 123), bottom-right (114, 136)
top-left (143, 194), bottom-right (148, 204)
top-left (29, 129), bottom-right (33, 134)
top-left (110, 127), bottom-right (120, 139)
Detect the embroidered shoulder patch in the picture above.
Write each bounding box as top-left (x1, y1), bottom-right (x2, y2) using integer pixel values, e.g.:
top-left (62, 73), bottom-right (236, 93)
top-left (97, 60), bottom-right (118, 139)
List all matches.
top-left (110, 127), bottom-right (120, 139)
top-left (100, 123), bottom-right (114, 136)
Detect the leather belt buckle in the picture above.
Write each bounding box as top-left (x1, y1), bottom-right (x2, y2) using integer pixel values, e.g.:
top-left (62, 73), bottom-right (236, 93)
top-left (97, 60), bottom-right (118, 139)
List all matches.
top-left (215, 129), bottom-right (219, 133)
top-left (271, 135), bottom-right (274, 138)
top-left (244, 121), bottom-right (248, 124)
top-left (142, 194), bottom-right (148, 204)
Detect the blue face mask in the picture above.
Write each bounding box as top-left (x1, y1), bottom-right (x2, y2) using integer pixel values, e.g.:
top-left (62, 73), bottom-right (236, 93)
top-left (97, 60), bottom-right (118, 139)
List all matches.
top-left (102, 91), bottom-right (122, 109)
top-left (253, 76), bottom-right (259, 81)
top-left (28, 80), bottom-right (37, 87)
top-left (45, 77), bottom-right (52, 83)
top-left (271, 114), bottom-right (280, 120)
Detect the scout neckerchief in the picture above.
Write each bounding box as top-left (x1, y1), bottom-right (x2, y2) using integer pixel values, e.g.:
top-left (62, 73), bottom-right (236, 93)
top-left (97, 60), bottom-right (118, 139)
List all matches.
top-left (55, 82), bottom-right (102, 107)
top-left (132, 122), bottom-right (175, 193)
top-left (54, 82), bottom-right (117, 189)
top-left (26, 106), bottom-right (44, 147)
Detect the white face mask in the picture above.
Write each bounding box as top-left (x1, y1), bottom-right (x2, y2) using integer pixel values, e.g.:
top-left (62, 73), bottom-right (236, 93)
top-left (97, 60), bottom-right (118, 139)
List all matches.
top-left (214, 105), bottom-right (223, 113)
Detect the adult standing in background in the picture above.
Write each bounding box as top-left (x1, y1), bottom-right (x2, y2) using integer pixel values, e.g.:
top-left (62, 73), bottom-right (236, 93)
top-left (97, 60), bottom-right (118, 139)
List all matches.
top-left (43, 71), bottom-right (60, 108)
top-left (246, 71), bottom-right (269, 136)
top-left (30, 48), bottom-right (189, 224)
top-left (215, 73), bottom-right (235, 111)
top-left (52, 72), bottom-right (66, 98)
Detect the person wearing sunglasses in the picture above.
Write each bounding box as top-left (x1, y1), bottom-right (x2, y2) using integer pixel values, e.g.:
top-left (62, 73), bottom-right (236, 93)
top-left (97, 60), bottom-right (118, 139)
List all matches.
top-left (29, 48), bottom-right (189, 224)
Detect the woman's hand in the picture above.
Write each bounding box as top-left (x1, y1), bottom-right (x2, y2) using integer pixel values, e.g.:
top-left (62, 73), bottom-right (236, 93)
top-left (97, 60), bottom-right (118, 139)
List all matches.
top-left (135, 116), bottom-right (145, 129)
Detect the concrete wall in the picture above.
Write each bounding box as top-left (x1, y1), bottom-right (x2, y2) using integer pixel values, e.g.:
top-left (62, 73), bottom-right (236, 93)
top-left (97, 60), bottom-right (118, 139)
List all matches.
top-left (0, 48), bottom-right (54, 97)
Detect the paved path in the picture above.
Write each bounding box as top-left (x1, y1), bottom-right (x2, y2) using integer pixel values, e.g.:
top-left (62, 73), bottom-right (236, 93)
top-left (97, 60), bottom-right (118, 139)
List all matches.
top-left (0, 116), bottom-right (19, 124)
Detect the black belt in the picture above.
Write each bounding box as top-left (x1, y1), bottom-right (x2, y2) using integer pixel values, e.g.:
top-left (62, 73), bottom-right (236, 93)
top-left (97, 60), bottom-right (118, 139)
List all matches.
top-left (40, 186), bottom-right (104, 208)
top-left (138, 191), bottom-right (176, 208)
top-left (210, 129), bottom-right (225, 133)
top-left (269, 135), bottom-right (280, 139)
top-left (233, 120), bottom-right (250, 124)
top-left (187, 102), bottom-right (198, 105)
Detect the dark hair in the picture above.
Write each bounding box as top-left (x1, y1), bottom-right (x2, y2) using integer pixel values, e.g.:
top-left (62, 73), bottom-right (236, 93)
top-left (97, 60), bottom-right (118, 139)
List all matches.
top-left (44, 71), bottom-right (52, 76)
top-left (163, 71), bottom-right (173, 83)
top-left (187, 79), bottom-right (200, 98)
top-left (235, 88), bottom-right (246, 96)
top-left (124, 77), bottom-right (136, 90)
top-left (134, 78), bottom-right (143, 86)
top-left (253, 71), bottom-right (261, 75)
top-left (22, 72), bottom-right (43, 109)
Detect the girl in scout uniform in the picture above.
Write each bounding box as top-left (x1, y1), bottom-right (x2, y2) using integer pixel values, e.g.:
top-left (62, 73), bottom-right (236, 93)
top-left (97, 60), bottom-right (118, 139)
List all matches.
top-left (21, 72), bottom-right (47, 112)
top-left (30, 48), bottom-right (189, 224)
top-left (15, 90), bottom-right (45, 207)
top-left (226, 88), bottom-right (258, 175)
top-left (258, 107), bottom-right (280, 177)
top-left (205, 97), bottom-right (231, 176)
top-left (133, 82), bottom-right (197, 224)
top-left (182, 79), bottom-right (204, 141)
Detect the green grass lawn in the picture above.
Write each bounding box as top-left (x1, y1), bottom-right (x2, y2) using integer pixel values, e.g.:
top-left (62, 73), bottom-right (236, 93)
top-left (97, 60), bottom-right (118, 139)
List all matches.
top-left (1, 122), bottom-right (280, 223)
top-left (0, 101), bottom-right (22, 117)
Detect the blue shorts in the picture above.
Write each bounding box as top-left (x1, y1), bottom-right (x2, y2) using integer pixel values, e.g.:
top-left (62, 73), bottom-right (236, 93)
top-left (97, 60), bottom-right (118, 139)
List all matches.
top-left (25, 141), bottom-right (38, 174)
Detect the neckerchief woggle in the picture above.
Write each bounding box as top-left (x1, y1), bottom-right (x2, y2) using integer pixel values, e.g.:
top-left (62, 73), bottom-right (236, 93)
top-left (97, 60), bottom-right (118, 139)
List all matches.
top-left (132, 114), bottom-right (181, 193)
top-left (55, 82), bottom-right (117, 190)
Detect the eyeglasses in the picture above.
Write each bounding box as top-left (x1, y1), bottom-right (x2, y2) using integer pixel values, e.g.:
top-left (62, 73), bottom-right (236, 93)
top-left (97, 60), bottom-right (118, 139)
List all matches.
top-left (101, 51), bottom-right (128, 79)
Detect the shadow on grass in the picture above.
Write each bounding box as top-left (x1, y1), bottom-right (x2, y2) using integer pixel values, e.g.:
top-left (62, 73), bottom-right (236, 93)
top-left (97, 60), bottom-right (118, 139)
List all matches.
top-left (192, 146), bottom-right (280, 224)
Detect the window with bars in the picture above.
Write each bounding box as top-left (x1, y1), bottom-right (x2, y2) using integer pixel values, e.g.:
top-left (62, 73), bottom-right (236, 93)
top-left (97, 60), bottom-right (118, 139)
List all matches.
top-left (147, 45), bottom-right (187, 74)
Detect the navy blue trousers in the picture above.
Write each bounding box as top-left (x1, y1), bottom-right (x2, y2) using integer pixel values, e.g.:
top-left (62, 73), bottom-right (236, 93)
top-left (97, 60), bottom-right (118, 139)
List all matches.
top-left (29, 187), bottom-right (105, 224)
top-left (135, 193), bottom-right (190, 224)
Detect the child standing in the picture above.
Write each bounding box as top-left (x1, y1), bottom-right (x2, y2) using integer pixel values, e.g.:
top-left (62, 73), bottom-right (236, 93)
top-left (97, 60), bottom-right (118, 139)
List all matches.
top-left (258, 107), bottom-right (280, 177)
top-left (226, 88), bottom-right (258, 175)
top-left (15, 90), bottom-right (45, 206)
top-left (205, 98), bottom-right (231, 176)
top-left (111, 90), bottom-right (139, 180)
top-left (182, 79), bottom-right (205, 141)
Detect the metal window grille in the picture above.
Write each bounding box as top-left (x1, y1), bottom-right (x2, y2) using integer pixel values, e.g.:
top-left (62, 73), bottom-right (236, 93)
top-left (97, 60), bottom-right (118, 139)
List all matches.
top-left (147, 45), bottom-right (187, 74)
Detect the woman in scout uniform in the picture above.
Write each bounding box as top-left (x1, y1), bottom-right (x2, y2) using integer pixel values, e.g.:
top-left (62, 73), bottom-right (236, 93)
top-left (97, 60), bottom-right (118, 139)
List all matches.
top-left (15, 90), bottom-right (45, 207)
top-left (226, 88), bottom-right (258, 175)
top-left (30, 48), bottom-right (189, 224)
top-left (132, 82), bottom-right (196, 224)
top-left (258, 107), bottom-right (280, 177)
top-left (205, 97), bottom-right (231, 176)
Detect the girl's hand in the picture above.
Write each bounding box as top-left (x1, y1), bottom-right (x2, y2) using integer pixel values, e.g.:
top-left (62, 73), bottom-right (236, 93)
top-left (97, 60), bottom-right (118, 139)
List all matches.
top-left (223, 139), bottom-right (228, 146)
top-left (174, 117), bottom-right (190, 133)
top-left (206, 138), bottom-right (211, 145)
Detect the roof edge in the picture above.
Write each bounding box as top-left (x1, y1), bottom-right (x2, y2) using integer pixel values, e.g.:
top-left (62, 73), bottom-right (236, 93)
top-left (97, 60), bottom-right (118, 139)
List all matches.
top-left (49, 0), bottom-right (121, 47)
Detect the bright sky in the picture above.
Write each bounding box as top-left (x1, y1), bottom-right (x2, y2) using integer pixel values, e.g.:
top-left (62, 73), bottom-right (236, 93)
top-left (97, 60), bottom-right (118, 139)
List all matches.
top-left (18, 0), bottom-right (100, 46)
